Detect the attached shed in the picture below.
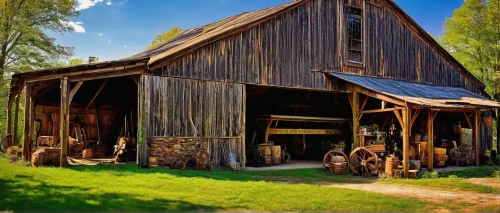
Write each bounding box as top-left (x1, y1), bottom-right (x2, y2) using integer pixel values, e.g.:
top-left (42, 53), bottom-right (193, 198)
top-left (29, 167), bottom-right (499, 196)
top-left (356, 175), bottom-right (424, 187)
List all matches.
top-left (6, 0), bottom-right (500, 177)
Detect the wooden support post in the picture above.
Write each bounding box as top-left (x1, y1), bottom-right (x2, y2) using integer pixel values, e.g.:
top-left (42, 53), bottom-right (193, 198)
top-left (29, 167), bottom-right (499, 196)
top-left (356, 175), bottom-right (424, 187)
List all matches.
top-left (22, 85), bottom-right (31, 161)
top-left (427, 110), bottom-right (436, 171)
top-left (60, 77), bottom-right (70, 167)
top-left (408, 108), bottom-right (412, 137)
top-left (463, 112), bottom-right (473, 128)
top-left (351, 86), bottom-right (360, 148)
top-left (474, 109), bottom-right (480, 167)
top-left (402, 108), bottom-right (409, 178)
top-left (29, 93), bottom-right (35, 160)
top-left (241, 85), bottom-right (246, 168)
top-left (13, 95), bottom-right (20, 146)
top-left (264, 120), bottom-right (272, 143)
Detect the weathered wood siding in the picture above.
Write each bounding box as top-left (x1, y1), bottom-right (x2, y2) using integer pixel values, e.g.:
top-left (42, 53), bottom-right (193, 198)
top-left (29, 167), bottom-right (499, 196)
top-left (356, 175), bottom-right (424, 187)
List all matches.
top-left (139, 75), bottom-right (245, 166)
top-left (152, 0), bottom-right (482, 94)
top-left (363, 0), bottom-right (481, 94)
top-left (152, 0), bottom-right (343, 92)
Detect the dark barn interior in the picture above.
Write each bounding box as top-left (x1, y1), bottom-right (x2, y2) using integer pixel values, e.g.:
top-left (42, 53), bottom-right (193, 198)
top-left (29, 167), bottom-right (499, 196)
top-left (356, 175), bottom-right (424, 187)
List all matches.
top-left (33, 76), bottom-right (138, 160)
top-left (245, 85), bottom-right (352, 165)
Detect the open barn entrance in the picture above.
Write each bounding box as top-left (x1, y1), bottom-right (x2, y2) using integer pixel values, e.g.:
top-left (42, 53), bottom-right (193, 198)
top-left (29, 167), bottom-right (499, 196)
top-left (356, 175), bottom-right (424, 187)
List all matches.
top-left (245, 85), bottom-right (352, 169)
top-left (33, 75), bottom-right (138, 165)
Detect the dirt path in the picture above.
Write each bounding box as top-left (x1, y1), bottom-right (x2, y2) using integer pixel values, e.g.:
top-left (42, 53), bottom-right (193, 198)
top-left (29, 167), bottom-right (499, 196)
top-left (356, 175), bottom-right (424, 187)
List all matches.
top-left (321, 178), bottom-right (500, 211)
top-left (462, 178), bottom-right (500, 188)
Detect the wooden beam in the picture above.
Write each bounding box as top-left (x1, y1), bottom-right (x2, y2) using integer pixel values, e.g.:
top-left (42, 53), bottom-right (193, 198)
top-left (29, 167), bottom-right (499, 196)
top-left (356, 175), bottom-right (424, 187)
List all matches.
top-left (60, 77), bottom-right (70, 167)
top-left (360, 96), bottom-right (369, 112)
top-left (393, 110), bottom-right (404, 128)
top-left (85, 79), bottom-right (108, 109)
top-left (13, 94), bottom-right (20, 146)
top-left (358, 88), bottom-right (407, 107)
top-left (351, 86), bottom-right (360, 148)
top-left (241, 85), bottom-right (246, 168)
top-left (22, 85), bottom-right (31, 161)
top-left (427, 110), bottom-right (435, 171)
top-left (474, 109), bottom-right (480, 167)
top-left (410, 109), bottom-right (421, 129)
top-left (130, 75), bottom-right (138, 85)
top-left (402, 108), bottom-right (410, 178)
top-left (463, 112), bottom-right (473, 128)
top-left (267, 128), bottom-right (342, 135)
top-left (25, 63), bottom-right (146, 83)
top-left (69, 81), bottom-right (84, 103)
top-left (359, 107), bottom-right (402, 114)
top-left (264, 120), bottom-right (271, 143)
top-left (29, 93), bottom-right (35, 161)
top-left (69, 67), bottom-right (143, 82)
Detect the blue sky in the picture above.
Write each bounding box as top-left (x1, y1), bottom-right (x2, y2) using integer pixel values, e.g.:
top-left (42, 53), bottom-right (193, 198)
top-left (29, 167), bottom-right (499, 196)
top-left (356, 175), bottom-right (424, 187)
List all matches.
top-left (54, 0), bottom-right (464, 62)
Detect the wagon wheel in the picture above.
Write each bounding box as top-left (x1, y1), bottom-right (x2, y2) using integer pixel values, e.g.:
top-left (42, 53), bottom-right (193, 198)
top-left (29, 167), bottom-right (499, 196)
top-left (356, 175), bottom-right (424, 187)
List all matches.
top-left (349, 147), bottom-right (378, 176)
top-left (323, 150), bottom-right (349, 173)
top-left (458, 144), bottom-right (474, 166)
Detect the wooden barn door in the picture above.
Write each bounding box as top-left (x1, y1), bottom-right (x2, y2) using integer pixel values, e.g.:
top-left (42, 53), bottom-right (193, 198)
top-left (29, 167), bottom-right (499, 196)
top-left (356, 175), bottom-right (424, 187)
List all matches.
top-left (139, 75), bottom-right (245, 167)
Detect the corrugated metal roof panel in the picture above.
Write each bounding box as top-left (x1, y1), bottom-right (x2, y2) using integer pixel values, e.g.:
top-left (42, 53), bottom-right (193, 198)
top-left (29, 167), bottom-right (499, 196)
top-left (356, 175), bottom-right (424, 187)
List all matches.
top-left (328, 72), bottom-right (500, 108)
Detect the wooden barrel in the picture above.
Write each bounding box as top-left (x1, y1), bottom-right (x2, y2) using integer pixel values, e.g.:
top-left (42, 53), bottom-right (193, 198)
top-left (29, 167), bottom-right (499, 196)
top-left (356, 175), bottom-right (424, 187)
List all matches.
top-left (409, 170), bottom-right (418, 179)
top-left (332, 162), bottom-right (347, 174)
top-left (385, 157), bottom-right (394, 176)
top-left (271, 146), bottom-right (281, 165)
top-left (148, 156), bottom-right (159, 167)
top-left (258, 144), bottom-right (272, 165)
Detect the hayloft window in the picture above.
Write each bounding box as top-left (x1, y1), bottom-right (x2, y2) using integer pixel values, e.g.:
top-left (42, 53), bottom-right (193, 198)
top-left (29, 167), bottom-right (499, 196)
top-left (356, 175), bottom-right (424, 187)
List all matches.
top-left (345, 6), bottom-right (362, 63)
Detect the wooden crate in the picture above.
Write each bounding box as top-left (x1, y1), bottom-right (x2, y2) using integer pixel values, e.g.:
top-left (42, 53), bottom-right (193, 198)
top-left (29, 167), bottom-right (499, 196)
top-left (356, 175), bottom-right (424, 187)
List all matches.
top-left (434, 148), bottom-right (446, 155)
top-left (370, 144), bottom-right (386, 152)
top-left (434, 154), bottom-right (448, 161)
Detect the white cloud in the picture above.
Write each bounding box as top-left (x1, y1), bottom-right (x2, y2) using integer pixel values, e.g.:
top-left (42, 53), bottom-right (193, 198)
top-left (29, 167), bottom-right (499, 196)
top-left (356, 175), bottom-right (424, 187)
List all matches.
top-left (108, 40), bottom-right (111, 43)
top-left (61, 21), bottom-right (85, 33)
top-left (106, 0), bottom-right (112, 5)
top-left (75, 0), bottom-right (104, 11)
top-left (123, 45), bottom-right (127, 48)
top-left (99, 33), bottom-right (104, 36)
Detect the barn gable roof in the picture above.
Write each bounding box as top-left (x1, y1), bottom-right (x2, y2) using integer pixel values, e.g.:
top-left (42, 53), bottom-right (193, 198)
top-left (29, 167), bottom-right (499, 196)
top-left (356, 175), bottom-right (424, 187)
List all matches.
top-left (13, 0), bottom-right (484, 90)
top-left (129, 0), bottom-right (484, 89)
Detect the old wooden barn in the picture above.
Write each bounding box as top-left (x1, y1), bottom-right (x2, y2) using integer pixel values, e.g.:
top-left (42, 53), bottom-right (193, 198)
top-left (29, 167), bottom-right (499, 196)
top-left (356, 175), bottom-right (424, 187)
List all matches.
top-left (6, 0), bottom-right (500, 177)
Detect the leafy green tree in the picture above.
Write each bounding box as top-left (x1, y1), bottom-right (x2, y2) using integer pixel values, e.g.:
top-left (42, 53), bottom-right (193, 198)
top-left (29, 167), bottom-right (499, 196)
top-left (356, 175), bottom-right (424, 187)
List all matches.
top-left (0, 0), bottom-right (78, 76)
top-left (0, 0), bottom-right (78, 145)
top-left (147, 27), bottom-right (182, 49)
top-left (69, 58), bottom-right (86, 65)
top-left (441, 0), bottom-right (500, 99)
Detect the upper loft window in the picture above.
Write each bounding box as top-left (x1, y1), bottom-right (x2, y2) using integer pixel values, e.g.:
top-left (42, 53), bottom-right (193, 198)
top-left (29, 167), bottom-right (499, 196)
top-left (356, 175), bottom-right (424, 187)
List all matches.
top-left (345, 6), bottom-right (362, 63)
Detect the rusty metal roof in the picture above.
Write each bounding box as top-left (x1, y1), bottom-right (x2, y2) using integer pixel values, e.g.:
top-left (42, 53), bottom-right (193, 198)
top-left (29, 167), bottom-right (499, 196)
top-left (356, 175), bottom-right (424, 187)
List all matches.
top-left (328, 72), bottom-right (500, 108)
top-left (129, 0), bottom-right (304, 68)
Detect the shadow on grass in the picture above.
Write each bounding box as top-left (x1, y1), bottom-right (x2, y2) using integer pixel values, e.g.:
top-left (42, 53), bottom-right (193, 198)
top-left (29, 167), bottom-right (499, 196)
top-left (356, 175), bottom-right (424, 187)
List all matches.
top-left (69, 163), bottom-right (378, 185)
top-left (0, 175), bottom-right (218, 212)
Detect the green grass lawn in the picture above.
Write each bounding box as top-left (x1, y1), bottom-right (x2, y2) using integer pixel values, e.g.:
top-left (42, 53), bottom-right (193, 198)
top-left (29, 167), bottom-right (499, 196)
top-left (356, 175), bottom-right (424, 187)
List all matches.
top-left (381, 166), bottom-right (500, 194)
top-left (0, 157), bottom-right (434, 212)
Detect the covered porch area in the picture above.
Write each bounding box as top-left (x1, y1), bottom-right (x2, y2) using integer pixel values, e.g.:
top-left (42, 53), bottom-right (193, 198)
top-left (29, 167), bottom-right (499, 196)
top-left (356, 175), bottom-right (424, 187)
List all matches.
top-left (5, 58), bottom-right (148, 167)
top-left (330, 72), bottom-right (500, 178)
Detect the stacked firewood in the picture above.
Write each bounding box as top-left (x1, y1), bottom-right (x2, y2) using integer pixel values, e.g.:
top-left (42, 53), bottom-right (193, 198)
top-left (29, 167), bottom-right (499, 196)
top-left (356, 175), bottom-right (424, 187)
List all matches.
top-left (149, 137), bottom-right (211, 170)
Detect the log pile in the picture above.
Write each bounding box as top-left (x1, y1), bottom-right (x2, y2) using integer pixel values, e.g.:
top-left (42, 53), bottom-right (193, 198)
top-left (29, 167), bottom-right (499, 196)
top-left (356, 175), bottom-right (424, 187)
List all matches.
top-left (148, 137), bottom-right (205, 169)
